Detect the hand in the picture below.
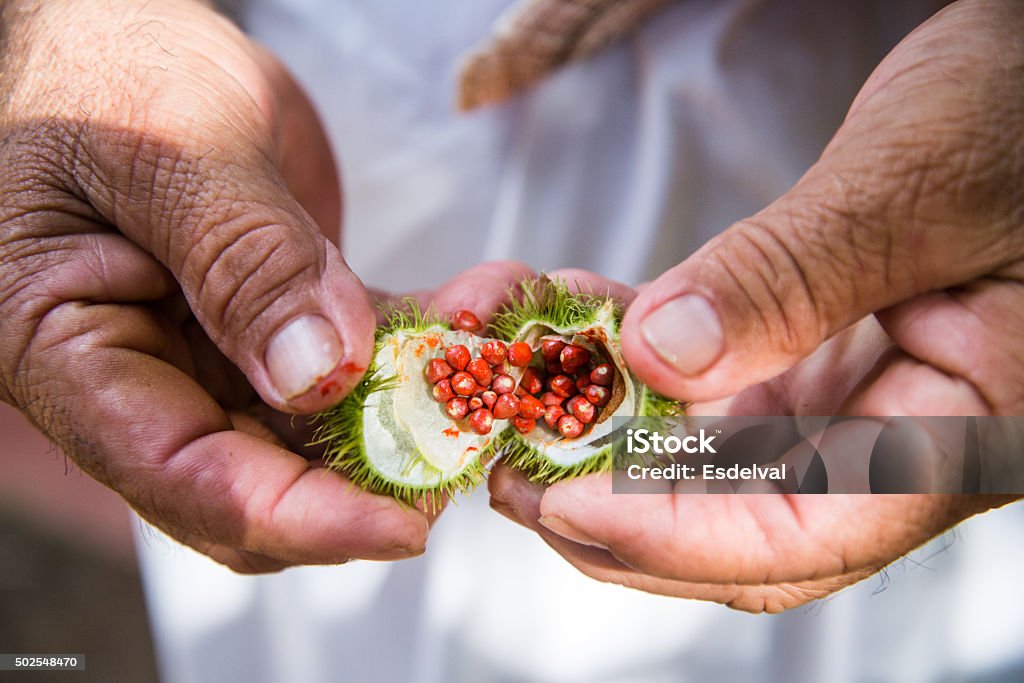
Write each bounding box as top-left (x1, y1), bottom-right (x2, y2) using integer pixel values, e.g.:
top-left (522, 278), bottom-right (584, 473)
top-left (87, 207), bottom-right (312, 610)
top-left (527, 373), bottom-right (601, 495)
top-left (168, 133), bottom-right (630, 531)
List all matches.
top-left (622, 0), bottom-right (1024, 416)
top-left (491, 0), bottom-right (1024, 608)
top-left (491, 306), bottom-right (1020, 610)
top-left (0, 0), bottom-right (426, 572)
top-left (491, 272), bottom-right (1020, 610)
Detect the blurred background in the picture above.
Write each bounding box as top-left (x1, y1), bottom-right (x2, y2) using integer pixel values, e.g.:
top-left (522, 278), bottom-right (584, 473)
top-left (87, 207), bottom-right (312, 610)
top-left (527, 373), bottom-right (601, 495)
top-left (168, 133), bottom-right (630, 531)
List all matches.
top-left (0, 405), bottom-right (158, 682)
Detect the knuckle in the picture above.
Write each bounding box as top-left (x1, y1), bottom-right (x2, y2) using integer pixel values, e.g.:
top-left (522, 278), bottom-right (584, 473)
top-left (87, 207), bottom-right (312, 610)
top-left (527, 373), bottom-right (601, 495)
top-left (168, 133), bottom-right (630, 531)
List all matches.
top-left (185, 212), bottom-right (322, 342)
top-left (0, 231), bottom-right (73, 407)
top-left (4, 303), bottom-right (98, 462)
top-left (713, 219), bottom-right (834, 357)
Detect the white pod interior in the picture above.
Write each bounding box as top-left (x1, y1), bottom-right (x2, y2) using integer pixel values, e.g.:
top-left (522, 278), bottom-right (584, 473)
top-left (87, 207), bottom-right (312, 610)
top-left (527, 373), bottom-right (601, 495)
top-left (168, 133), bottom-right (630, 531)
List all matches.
top-left (362, 327), bottom-right (513, 486)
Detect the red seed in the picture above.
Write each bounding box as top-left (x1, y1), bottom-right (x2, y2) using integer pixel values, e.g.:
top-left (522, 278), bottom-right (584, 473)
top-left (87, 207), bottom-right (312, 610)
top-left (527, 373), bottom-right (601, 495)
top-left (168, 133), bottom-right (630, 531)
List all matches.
top-left (425, 358), bottom-right (454, 383)
top-left (452, 310), bottom-right (482, 332)
top-left (491, 360), bottom-right (511, 376)
top-left (467, 358), bottom-right (493, 386)
top-left (576, 374), bottom-right (591, 392)
top-left (558, 414), bottom-right (584, 438)
top-left (540, 391), bottom-right (564, 406)
top-left (518, 394), bottom-right (546, 420)
top-left (444, 344), bottom-right (471, 371)
top-left (584, 384), bottom-right (610, 407)
top-left (545, 359), bottom-right (563, 375)
top-left (451, 371), bottom-right (477, 396)
top-left (480, 340), bottom-right (508, 366)
top-left (549, 375), bottom-right (577, 398)
top-left (540, 339), bottom-right (566, 361)
top-left (566, 395), bottom-right (596, 424)
top-left (492, 374), bottom-right (515, 394)
top-left (511, 416), bottom-right (535, 434)
top-left (481, 390), bottom-right (498, 409)
top-left (493, 393), bottom-right (521, 419)
top-left (520, 367), bottom-right (544, 396)
top-left (590, 363), bottom-right (614, 387)
top-left (446, 397), bottom-right (469, 420)
top-left (469, 408), bottom-right (494, 435)
top-left (469, 396), bottom-right (484, 411)
top-left (544, 405), bottom-right (566, 430)
top-left (508, 342), bottom-right (532, 367)
top-left (560, 345), bottom-right (591, 374)
top-left (432, 379), bottom-right (455, 403)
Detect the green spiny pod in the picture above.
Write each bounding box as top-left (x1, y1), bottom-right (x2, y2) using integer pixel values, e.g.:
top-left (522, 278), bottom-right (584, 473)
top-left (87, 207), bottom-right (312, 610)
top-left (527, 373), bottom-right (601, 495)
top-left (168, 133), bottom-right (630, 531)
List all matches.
top-left (491, 278), bottom-right (680, 483)
top-left (311, 279), bottom-right (682, 507)
top-left (310, 305), bottom-right (502, 508)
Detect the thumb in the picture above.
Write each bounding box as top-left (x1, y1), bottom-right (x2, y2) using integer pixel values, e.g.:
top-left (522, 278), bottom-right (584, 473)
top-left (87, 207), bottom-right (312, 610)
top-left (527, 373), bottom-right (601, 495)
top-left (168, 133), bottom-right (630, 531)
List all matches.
top-left (622, 2), bottom-right (1024, 402)
top-left (104, 132), bottom-right (372, 414)
top-left (73, 50), bottom-right (374, 414)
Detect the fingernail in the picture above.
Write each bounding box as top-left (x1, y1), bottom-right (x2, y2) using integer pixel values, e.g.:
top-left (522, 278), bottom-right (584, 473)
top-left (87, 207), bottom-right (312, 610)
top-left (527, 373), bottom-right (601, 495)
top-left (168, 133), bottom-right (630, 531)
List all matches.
top-left (266, 315), bottom-right (343, 400)
top-left (538, 516), bottom-right (608, 549)
top-left (641, 295), bottom-right (723, 376)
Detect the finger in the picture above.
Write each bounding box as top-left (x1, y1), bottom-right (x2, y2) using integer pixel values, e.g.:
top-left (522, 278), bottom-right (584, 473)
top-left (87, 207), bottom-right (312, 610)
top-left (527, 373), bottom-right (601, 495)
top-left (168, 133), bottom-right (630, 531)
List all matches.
top-left (488, 464), bottom-right (738, 598)
top-left (180, 316), bottom-right (256, 409)
top-left (685, 316), bottom-right (892, 418)
top-left (11, 296), bottom-right (429, 566)
top-left (172, 532), bottom-right (292, 575)
top-left (842, 349), bottom-right (991, 416)
top-left (487, 461), bottom-right (549, 527)
top-left (537, 474), bottom-right (974, 586)
top-left (228, 410), bottom-right (288, 448)
top-left (430, 260), bottom-right (535, 324)
top-left (87, 128), bottom-right (374, 414)
top-left (873, 272), bottom-right (1024, 414)
top-left (237, 404), bottom-right (449, 526)
top-left (487, 464), bottom-right (847, 611)
top-left (243, 402), bottom-right (321, 457)
top-left (620, 5), bottom-right (1024, 401)
top-left (63, 19), bottom-right (375, 414)
top-left (544, 269), bottom-right (637, 306)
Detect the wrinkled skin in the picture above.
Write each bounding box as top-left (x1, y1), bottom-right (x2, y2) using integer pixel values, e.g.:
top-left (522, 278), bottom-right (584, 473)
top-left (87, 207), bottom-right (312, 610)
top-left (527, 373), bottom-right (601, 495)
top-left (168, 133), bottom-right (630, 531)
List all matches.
top-left (490, 0), bottom-right (1024, 612)
top-left (0, 0), bottom-right (538, 571)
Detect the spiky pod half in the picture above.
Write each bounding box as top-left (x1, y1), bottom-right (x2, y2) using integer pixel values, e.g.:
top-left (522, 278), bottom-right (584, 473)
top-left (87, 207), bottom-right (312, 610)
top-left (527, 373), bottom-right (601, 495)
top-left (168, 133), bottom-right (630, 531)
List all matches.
top-left (311, 303), bottom-right (503, 509)
top-left (492, 278), bottom-right (682, 484)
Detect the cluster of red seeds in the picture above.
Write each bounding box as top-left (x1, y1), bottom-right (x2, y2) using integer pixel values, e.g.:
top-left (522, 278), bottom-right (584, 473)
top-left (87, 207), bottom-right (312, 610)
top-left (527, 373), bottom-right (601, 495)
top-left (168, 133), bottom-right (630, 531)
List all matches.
top-left (424, 311), bottom-right (615, 439)
top-left (515, 338), bottom-right (613, 439)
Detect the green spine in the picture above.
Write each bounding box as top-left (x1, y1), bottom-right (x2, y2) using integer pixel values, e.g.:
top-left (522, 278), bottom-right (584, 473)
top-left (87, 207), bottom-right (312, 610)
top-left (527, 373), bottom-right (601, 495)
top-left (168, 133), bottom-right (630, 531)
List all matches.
top-left (490, 277), bottom-right (622, 341)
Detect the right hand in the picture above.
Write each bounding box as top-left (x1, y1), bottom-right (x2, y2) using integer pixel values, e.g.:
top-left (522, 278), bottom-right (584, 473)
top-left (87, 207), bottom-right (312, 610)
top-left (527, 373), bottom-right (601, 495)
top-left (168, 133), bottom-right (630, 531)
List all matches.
top-left (487, 271), bottom-right (1020, 612)
top-left (0, 0), bottom-right (429, 572)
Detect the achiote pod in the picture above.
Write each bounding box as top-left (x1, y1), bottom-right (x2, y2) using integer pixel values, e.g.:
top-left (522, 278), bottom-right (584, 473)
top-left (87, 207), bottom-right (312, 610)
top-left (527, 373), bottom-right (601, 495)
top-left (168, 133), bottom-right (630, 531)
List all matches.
top-left (489, 278), bottom-right (680, 483)
top-left (311, 278), bottom-right (681, 508)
